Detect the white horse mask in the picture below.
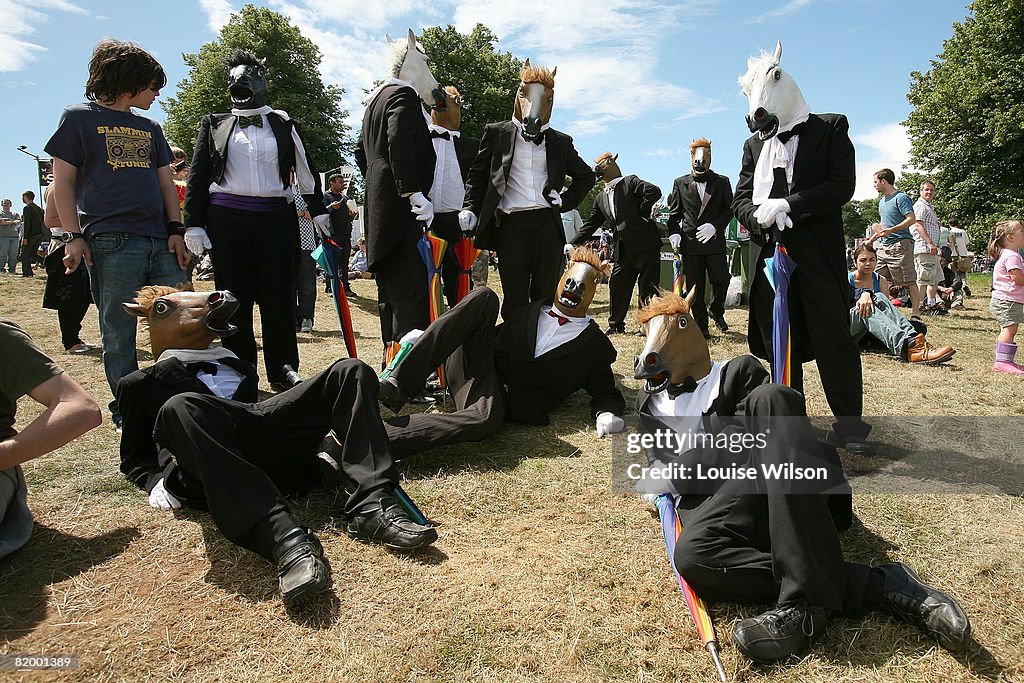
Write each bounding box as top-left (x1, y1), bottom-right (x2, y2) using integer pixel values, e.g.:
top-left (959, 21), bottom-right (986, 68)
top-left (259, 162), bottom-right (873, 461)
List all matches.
top-left (738, 42), bottom-right (810, 140)
top-left (387, 28), bottom-right (447, 112)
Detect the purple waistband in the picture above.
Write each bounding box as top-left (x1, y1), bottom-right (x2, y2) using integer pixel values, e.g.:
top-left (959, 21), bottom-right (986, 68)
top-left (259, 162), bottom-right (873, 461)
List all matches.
top-left (210, 192), bottom-right (289, 212)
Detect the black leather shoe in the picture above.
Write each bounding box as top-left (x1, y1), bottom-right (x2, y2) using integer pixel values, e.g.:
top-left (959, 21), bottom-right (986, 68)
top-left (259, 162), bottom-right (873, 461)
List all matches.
top-left (603, 325), bottom-right (625, 335)
top-left (877, 562), bottom-right (971, 654)
top-left (273, 528), bottom-right (330, 605)
top-left (732, 604), bottom-right (827, 664)
top-left (377, 377), bottom-right (408, 413)
top-left (713, 314), bottom-right (730, 333)
top-left (346, 495), bottom-right (437, 549)
top-left (826, 430), bottom-right (874, 456)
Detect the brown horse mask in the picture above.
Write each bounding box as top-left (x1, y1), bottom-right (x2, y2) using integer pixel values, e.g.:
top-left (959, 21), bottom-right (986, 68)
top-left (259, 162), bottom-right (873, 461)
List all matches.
top-left (123, 285), bottom-right (239, 360)
top-left (634, 288), bottom-right (712, 394)
top-left (690, 138), bottom-right (712, 181)
top-left (513, 59), bottom-right (555, 142)
top-left (594, 152), bottom-right (622, 183)
top-left (431, 85), bottom-right (464, 132)
top-left (553, 247), bottom-right (611, 318)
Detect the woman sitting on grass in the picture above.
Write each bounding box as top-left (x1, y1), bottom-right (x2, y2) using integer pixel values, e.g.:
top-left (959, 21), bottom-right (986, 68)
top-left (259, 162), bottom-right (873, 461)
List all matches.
top-left (849, 243), bottom-right (955, 365)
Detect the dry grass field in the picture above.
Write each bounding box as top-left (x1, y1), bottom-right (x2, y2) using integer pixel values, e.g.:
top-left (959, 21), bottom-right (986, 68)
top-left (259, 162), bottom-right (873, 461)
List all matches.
top-left (0, 268), bottom-right (1021, 682)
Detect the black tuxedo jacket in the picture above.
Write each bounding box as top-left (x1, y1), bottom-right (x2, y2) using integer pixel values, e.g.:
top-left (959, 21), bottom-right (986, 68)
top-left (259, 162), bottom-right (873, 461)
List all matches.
top-left (666, 171), bottom-right (733, 256)
top-left (464, 121), bottom-right (596, 251)
top-left (732, 113), bottom-right (855, 358)
top-left (184, 111), bottom-right (326, 229)
top-left (493, 300), bottom-right (624, 425)
top-left (571, 174), bottom-right (663, 261)
top-left (117, 356), bottom-right (258, 501)
top-left (356, 84), bottom-right (436, 269)
top-left (454, 134), bottom-right (480, 183)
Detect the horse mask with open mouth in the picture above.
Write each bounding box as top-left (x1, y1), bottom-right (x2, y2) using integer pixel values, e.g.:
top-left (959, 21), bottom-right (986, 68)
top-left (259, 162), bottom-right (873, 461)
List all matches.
top-left (123, 285), bottom-right (239, 359)
top-left (553, 247), bottom-right (611, 319)
top-left (431, 85), bottom-right (464, 131)
top-left (513, 59), bottom-right (556, 143)
top-left (690, 138), bottom-right (713, 181)
top-left (226, 50), bottom-right (268, 109)
top-left (387, 29), bottom-right (448, 113)
top-left (634, 288), bottom-right (712, 395)
top-left (738, 41), bottom-right (809, 140)
top-left (593, 152), bottom-right (621, 183)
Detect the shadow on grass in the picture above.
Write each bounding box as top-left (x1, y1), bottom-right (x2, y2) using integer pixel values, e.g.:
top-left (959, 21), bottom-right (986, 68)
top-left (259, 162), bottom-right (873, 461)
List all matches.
top-left (0, 524), bottom-right (139, 641)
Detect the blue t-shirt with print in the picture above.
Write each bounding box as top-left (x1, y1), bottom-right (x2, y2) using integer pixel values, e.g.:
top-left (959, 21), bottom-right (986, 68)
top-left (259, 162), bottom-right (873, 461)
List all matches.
top-left (877, 191), bottom-right (914, 246)
top-left (44, 103), bottom-right (173, 239)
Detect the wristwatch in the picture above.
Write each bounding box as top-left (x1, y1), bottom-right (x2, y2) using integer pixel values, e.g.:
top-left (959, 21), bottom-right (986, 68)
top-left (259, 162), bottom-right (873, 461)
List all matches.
top-left (59, 232), bottom-right (85, 243)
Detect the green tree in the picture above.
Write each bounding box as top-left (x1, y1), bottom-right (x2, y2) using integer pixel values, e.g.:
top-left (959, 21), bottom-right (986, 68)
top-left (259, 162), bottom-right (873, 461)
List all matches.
top-left (904, 0), bottom-right (1024, 251)
top-left (418, 24), bottom-right (524, 139)
top-left (162, 4), bottom-right (351, 174)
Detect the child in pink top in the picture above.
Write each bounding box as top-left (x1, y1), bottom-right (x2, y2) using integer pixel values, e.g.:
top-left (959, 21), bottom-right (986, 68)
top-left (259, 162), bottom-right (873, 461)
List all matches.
top-left (987, 220), bottom-right (1024, 374)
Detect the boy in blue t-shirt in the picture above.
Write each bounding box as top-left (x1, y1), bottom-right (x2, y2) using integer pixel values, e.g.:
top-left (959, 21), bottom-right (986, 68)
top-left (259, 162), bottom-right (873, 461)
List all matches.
top-left (44, 39), bottom-right (190, 430)
top-left (866, 168), bottom-right (921, 317)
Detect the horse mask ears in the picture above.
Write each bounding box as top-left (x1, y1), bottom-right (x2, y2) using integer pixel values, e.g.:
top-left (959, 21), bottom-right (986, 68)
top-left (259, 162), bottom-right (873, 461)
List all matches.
top-left (685, 285), bottom-right (698, 309)
top-left (407, 28), bottom-right (416, 51)
top-left (600, 260), bottom-right (613, 279)
top-left (123, 302), bottom-right (147, 317)
top-left (773, 41), bottom-right (783, 62)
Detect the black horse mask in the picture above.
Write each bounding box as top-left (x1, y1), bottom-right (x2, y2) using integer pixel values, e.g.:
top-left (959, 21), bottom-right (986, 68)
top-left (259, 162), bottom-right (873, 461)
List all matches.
top-left (228, 61), bottom-right (268, 109)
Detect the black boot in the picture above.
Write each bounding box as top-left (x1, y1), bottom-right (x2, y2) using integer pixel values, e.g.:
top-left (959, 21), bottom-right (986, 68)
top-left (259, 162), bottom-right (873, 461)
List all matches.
top-left (732, 604), bottom-right (828, 664)
top-left (377, 376), bottom-right (408, 413)
top-left (876, 562), bottom-right (971, 654)
top-left (273, 527), bottom-right (330, 605)
top-left (346, 494), bottom-right (437, 550)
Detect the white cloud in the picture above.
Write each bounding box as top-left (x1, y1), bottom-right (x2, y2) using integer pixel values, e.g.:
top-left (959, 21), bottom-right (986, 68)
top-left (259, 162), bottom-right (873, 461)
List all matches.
top-left (748, 0), bottom-right (812, 25)
top-left (642, 148), bottom-right (683, 158)
top-left (0, 0), bottom-right (85, 72)
top-left (851, 121), bottom-right (914, 200)
top-left (198, 0), bottom-right (234, 32)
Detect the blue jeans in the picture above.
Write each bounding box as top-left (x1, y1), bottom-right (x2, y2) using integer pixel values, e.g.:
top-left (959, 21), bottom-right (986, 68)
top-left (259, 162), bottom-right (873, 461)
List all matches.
top-left (0, 236), bottom-right (18, 272)
top-left (849, 292), bottom-right (916, 357)
top-left (88, 232), bottom-right (187, 415)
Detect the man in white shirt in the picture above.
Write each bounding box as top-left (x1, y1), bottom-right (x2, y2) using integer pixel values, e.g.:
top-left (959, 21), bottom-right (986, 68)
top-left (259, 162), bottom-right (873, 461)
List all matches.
top-left (912, 181), bottom-right (945, 314)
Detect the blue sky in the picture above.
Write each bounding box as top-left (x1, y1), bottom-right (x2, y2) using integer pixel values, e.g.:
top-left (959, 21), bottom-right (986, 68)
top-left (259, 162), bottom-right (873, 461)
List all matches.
top-left (1, 0), bottom-right (973, 209)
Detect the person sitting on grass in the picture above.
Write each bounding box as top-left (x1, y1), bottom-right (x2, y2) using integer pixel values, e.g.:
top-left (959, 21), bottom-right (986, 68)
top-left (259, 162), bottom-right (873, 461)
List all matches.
top-left (348, 238), bottom-right (372, 280)
top-left (849, 244), bottom-right (955, 365)
top-left (0, 320), bottom-right (103, 559)
top-left (938, 246), bottom-right (965, 310)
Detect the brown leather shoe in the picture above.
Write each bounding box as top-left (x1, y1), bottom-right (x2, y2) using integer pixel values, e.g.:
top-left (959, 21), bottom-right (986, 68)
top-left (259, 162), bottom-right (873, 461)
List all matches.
top-left (906, 334), bottom-right (955, 364)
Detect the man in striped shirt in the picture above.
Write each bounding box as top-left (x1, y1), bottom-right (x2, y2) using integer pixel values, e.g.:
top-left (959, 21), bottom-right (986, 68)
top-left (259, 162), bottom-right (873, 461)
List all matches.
top-left (912, 181), bottom-right (945, 315)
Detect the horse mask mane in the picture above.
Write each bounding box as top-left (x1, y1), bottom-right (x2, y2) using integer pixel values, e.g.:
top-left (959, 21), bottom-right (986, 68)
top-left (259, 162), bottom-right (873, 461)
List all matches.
top-left (123, 285), bottom-right (239, 360)
top-left (594, 152), bottom-right (621, 183)
top-left (553, 247), bottom-right (611, 318)
top-left (225, 49), bottom-right (268, 109)
top-left (690, 138), bottom-right (712, 181)
top-left (634, 288), bottom-right (712, 394)
top-left (513, 59), bottom-right (556, 142)
top-left (738, 41), bottom-right (809, 140)
top-left (386, 29), bottom-right (447, 112)
top-left (431, 85), bottom-right (464, 131)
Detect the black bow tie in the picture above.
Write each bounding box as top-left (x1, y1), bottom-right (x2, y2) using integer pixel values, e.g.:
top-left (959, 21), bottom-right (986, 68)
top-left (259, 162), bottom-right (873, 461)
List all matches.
top-left (430, 130), bottom-right (451, 140)
top-left (776, 122), bottom-right (806, 144)
top-left (187, 361), bottom-right (219, 376)
top-left (666, 376), bottom-right (698, 398)
top-left (237, 114), bottom-right (263, 129)
top-left (547, 309), bottom-right (569, 326)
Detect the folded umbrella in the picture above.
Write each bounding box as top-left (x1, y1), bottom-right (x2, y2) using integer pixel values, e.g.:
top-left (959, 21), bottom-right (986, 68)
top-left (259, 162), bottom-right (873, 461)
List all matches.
top-left (312, 238), bottom-right (357, 359)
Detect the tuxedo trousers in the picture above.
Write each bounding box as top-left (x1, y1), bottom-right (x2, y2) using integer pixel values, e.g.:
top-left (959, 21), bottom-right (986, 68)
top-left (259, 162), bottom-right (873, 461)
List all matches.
top-left (374, 228), bottom-right (429, 347)
top-left (682, 251), bottom-right (730, 333)
top-left (671, 382), bottom-right (875, 617)
top-left (206, 204), bottom-right (299, 385)
top-left (608, 244), bottom-right (660, 329)
top-left (494, 208), bottom-right (562, 320)
top-left (384, 287), bottom-right (505, 457)
top-left (153, 359), bottom-right (399, 559)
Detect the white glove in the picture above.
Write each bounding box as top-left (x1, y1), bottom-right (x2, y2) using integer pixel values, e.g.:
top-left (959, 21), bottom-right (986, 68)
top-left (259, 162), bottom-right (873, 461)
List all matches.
top-left (312, 213), bottom-right (332, 238)
top-left (546, 189), bottom-right (563, 208)
top-left (409, 192), bottom-right (434, 226)
top-left (184, 227), bottom-right (212, 255)
top-left (458, 210), bottom-right (478, 233)
top-left (563, 243), bottom-right (574, 256)
top-left (148, 478), bottom-right (182, 510)
top-left (399, 328), bottom-right (424, 345)
top-left (775, 213), bottom-right (794, 232)
top-left (754, 198), bottom-right (791, 228)
top-left (695, 223), bottom-right (716, 243)
top-left (668, 233), bottom-right (682, 250)
top-left (595, 412), bottom-right (625, 438)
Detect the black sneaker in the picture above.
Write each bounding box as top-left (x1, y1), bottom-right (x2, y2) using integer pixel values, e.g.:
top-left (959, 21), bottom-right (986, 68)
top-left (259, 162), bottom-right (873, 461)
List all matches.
top-left (273, 528), bottom-right (330, 605)
top-left (346, 495), bottom-right (437, 550)
top-left (732, 604), bottom-right (827, 664)
top-left (876, 562), bottom-right (971, 654)
top-left (826, 430), bottom-right (874, 456)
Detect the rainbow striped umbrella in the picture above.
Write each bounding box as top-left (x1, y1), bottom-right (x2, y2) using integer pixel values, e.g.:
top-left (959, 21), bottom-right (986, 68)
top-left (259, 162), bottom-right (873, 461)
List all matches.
top-left (453, 237), bottom-right (480, 303)
top-left (673, 251), bottom-right (684, 296)
top-left (312, 238), bottom-right (357, 359)
top-left (656, 493), bottom-right (727, 682)
top-left (417, 228), bottom-right (449, 386)
top-left (762, 245), bottom-right (796, 386)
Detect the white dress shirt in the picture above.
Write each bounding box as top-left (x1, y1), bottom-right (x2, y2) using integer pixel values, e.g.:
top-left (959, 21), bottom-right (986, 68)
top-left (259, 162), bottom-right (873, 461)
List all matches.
top-left (603, 176), bottom-right (623, 221)
top-left (209, 108), bottom-right (290, 199)
top-left (498, 119), bottom-right (550, 213)
top-left (428, 124), bottom-right (466, 213)
top-left (534, 305), bottom-right (591, 358)
top-left (647, 360), bottom-right (725, 454)
top-left (157, 347), bottom-right (245, 400)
